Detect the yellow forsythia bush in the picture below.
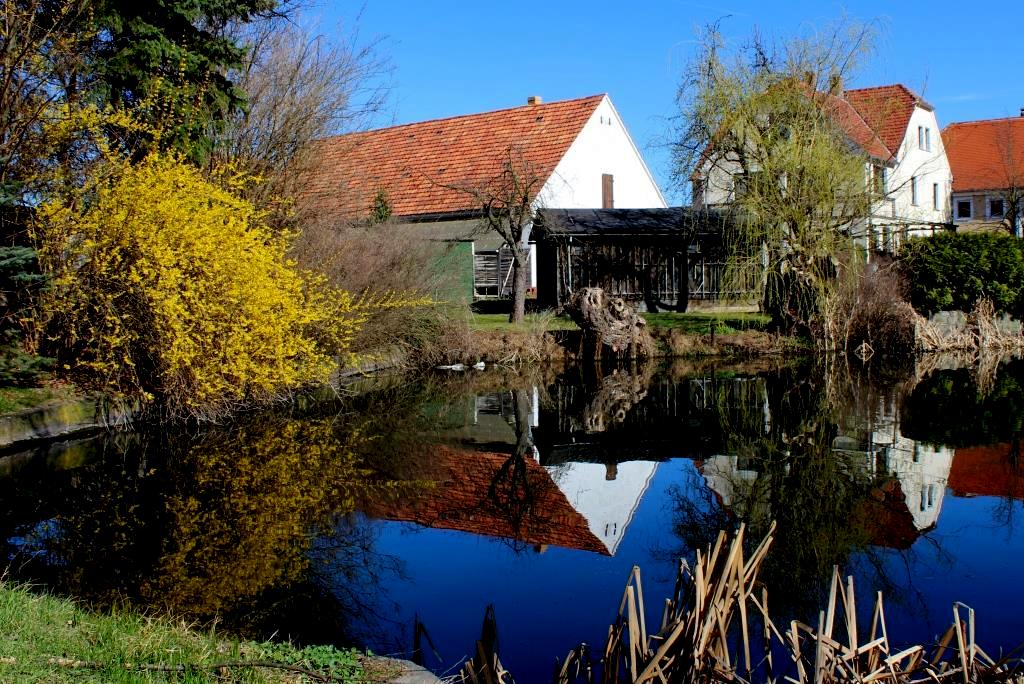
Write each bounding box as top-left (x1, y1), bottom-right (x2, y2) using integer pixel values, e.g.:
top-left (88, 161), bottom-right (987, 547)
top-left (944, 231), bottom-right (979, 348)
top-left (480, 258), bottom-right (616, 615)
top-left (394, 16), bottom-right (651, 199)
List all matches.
top-left (36, 154), bottom-right (361, 419)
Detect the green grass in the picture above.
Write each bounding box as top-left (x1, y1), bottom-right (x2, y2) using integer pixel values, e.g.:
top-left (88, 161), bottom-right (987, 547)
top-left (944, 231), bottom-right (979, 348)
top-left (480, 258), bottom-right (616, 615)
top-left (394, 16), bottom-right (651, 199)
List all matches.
top-left (469, 312), bottom-right (579, 332)
top-left (0, 386), bottom-right (62, 414)
top-left (641, 311), bottom-right (771, 335)
top-left (0, 583), bottom-right (365, 683)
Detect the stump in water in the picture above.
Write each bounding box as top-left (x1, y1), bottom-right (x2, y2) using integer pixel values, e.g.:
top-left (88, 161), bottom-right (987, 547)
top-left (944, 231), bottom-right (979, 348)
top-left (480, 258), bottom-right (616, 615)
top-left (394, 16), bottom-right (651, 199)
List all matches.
top-left (565, 287), bottom-right (655, 360)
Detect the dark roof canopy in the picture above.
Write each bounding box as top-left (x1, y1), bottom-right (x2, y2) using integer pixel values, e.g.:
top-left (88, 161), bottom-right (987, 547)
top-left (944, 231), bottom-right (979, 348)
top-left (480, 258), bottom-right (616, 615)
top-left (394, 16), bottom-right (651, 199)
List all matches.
top-left (534, 207), bottom-right (735, 238)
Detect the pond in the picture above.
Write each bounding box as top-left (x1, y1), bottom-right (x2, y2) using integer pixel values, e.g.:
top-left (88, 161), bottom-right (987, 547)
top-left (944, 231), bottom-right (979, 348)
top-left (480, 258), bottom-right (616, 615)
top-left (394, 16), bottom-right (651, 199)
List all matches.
top-left (1, 356), bottom-right (1023, 681)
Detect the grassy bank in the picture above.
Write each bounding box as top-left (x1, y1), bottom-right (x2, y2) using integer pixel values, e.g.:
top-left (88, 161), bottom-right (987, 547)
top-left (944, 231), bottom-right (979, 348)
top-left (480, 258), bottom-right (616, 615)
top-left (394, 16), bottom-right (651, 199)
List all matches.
top-left (468, 310), bottom-right (770, 334)
top-left (0, 583), bottom-right (374, 683)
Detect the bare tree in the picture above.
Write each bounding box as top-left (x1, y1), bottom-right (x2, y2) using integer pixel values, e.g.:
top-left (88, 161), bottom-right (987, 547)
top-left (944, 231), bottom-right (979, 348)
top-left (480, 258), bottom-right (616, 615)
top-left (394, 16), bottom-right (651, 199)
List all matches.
top-left (994, 119), bottom-right (1024, 237)
top-left (213, 15), bottom-right (389, 222)
top-left (457, 146), bottom-right (544, 324)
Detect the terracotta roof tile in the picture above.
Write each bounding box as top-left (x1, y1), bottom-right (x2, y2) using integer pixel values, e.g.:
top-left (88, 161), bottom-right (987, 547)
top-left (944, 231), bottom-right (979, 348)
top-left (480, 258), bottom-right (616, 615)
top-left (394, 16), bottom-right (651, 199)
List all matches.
top-left (818, 92), bottom-right (892, 160)
top-left (942, 117), bottom-right (1024, 193)
top-left (303, 95), bottom-right (605, 219)
top-left (844, 84), bottom-right (925, 157)
top-left (361, 446), bottom-right (610, 555)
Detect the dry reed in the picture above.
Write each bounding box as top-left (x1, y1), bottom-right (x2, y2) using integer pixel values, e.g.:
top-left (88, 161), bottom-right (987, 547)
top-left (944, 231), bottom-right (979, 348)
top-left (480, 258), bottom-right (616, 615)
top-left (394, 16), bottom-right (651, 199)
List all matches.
top-left (458, 524), bottom-right (1024, 684)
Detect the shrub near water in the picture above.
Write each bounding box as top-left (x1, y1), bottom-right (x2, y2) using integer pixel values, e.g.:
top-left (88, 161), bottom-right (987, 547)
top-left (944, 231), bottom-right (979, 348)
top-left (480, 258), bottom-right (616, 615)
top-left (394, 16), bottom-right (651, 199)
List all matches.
top-left (36, 154), bottom-right (358, 419)
top-left (900, 232), bottom-right (1024, 317)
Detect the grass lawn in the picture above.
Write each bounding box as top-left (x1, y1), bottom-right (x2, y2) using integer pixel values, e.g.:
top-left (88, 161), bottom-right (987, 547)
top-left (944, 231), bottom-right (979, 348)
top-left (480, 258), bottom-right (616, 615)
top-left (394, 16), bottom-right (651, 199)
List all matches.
top-left (0, 583), bottom-right (368, 683)
top-left (642, 311), bottom-right (771, 335)
top-left (469, 310), bottom-right (770, 335)
top-left (469, 312), bottom-right (579, 332)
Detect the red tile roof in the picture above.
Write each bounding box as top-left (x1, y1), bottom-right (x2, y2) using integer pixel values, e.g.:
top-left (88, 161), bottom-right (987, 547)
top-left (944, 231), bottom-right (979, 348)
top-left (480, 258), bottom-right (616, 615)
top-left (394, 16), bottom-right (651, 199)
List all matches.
top-left (302, 95), bottom-right (605, 219)
top-left (819, 92), bottom-right (892, 160)
top-left (949, 443), bottom-right (1024, 499)
top-left (361, 446), bottom-right (609, 555)
top-left (844, 84), bottom-right (927, 157)
top-left (942, 117), bottom-right (1024, 193)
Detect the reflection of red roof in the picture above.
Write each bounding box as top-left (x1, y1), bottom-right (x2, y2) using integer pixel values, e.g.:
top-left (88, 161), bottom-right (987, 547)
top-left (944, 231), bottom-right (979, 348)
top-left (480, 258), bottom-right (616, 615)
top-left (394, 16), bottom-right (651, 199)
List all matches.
top-left (363, 446), bottom-right (609, 555)
top-left (845, 85), bottom-right (927, 156)
top-left (856, 479), bottom-right (922, 551)
top-left (949, 444), bottom-right (1024, 499)
top-left (942, 118), bottom-right (1024, 193)
top-left (303, 95), bottom-right (604, 218)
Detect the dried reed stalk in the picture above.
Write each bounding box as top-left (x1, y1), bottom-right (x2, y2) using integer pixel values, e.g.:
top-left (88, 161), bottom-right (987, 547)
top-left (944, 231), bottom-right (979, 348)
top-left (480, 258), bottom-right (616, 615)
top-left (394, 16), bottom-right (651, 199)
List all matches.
top-left (547, 525), bottom-right (1024, 684)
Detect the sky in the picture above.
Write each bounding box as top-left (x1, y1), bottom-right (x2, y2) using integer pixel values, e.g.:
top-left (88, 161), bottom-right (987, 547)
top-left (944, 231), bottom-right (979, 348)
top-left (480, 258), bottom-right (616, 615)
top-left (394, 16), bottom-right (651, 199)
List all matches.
top-left (311, 1), bottom-right (1024, 204)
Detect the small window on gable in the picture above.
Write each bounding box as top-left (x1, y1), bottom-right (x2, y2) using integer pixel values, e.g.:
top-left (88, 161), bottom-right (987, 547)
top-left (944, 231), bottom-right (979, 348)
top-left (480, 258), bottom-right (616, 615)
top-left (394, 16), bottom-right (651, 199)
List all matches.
top-left (933, 183), bottom-right (939, 210)
top-left (602, 173), bottom-right (614, 209)
top-left (990, 198), bottom-right (1005, 218)
top-left (956, 199), bottom-right (972, 219)
top-left (918, 126), bottom-right (931, 151)
top-left (911, 176), bottom-right (919, 206)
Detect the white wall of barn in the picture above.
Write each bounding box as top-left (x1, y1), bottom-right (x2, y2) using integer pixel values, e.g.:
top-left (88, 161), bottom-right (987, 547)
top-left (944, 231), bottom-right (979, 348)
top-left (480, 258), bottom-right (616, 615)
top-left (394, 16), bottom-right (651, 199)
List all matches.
top-left (537, 96), bottom-right (667, 211)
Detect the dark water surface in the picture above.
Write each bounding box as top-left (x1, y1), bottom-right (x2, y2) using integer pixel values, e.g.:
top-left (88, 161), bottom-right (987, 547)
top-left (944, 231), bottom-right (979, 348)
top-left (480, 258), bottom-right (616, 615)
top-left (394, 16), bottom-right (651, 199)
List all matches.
top-left (2, 357), bottom-right (1024, 681)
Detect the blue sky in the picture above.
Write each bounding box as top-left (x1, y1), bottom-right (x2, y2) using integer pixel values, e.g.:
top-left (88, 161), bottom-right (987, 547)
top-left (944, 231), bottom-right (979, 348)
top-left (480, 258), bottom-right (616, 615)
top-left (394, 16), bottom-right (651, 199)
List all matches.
top-left (312, 1), bottom-right (1024, 204)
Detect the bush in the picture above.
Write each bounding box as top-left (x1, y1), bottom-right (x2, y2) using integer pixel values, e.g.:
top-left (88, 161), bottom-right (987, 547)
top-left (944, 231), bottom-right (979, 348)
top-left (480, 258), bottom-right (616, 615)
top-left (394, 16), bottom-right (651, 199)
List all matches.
top-left (35, 154), bottom-right (360, 419)
top-left (900, 231), bottom-right (1024, 317)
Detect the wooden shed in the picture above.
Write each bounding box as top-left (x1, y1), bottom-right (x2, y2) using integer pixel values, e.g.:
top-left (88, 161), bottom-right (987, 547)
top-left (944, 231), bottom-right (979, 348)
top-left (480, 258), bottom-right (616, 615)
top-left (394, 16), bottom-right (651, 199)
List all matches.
top-left (533, 208), bottom-right (760, 311)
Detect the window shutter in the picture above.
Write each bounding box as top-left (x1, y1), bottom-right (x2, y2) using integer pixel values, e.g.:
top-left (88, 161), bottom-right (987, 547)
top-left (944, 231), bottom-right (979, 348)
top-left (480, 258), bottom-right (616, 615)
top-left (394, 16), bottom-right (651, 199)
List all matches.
top-left (602, 174), bottom-right (614, 209)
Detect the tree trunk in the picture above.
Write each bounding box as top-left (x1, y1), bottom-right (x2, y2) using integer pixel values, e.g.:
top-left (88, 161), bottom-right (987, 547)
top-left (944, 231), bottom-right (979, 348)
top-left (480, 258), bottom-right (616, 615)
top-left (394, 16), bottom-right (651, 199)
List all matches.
top-left (676, 244), bottom-right (690, 312)
top-left (509, 247), bottom-right (530, 324)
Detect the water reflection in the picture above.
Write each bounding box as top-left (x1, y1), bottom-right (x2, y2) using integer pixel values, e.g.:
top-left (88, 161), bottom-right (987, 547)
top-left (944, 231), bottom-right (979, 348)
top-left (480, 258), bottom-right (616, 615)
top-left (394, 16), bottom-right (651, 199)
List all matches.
top-left (1, 357), bottom-right (1023, 678)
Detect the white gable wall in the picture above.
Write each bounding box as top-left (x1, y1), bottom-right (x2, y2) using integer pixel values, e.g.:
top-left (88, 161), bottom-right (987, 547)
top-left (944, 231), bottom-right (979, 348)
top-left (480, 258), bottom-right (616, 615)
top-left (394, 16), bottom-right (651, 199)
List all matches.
top-left (537, 96), bottom-right (667, 210)
top-left (879, 106), bottom-right (952, 231)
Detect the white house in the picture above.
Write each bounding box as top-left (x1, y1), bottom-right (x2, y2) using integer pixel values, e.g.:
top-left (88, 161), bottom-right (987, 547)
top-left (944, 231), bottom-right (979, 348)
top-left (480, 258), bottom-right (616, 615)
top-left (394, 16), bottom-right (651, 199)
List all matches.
top-left (303, 94), bottom-right (666, 300)
top-left (693, 83), bottom-right (952, 254)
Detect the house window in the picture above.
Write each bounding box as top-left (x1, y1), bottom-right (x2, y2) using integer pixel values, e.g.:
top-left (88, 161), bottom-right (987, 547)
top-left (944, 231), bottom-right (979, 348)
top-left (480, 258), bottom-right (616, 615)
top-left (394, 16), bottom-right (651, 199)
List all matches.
top-left (911, 176), bottom-right (919, 206)
top-left (933, 183), bottom-right (939, 210)
top-left (871, 164), bottom-right (886, 195)
top-left (956, 199), bottom-right (972, 219)
top-left (990, 198), bottom-right (1005, 218)
top-left (602, 173), bottom-right (614, 209)
top-left (918, 126), bottom-right (931, 151)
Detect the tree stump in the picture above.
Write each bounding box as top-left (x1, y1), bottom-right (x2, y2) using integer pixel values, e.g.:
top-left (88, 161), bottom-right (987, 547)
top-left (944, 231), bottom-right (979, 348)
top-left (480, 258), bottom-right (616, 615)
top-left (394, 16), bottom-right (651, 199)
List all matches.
top-left (565, 287), bottom-right (655, 360)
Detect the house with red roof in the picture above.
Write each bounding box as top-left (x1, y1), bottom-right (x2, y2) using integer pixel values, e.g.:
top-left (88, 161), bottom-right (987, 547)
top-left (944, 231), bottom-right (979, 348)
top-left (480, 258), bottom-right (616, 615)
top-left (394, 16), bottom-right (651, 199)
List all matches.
top-left (693, 82), bottom-right (952, 253)
top-left (303, 95), bottom-right (666, 300)
top-left (942, 115), bottom-right (1024, 235)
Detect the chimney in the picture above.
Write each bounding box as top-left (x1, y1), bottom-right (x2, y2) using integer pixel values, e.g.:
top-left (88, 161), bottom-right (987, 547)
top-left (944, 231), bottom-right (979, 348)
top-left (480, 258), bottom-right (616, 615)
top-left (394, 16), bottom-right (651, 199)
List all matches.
top-left (829, 72), bottom-right (843, 95)
top-left (1020, 107), bottom-right (1024, 117)
top-left (527, 95), bottom-right (543, 106)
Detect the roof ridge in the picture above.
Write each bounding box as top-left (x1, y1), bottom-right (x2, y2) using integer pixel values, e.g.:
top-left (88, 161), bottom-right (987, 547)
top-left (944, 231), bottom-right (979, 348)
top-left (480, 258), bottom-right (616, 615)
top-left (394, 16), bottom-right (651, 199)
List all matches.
top-left (945, 116), bottom-right (1024, 129)
top-left (318, 93), bottom-right (606, 142)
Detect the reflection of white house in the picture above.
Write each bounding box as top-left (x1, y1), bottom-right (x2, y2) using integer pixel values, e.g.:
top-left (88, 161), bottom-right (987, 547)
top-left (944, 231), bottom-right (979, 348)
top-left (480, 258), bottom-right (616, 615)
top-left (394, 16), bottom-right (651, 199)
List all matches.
top-left (701, 398), bottom-right (956, 542)
top-left (853, 402), bottom-right (954, 532)
top-left (545, 461), bottom-right (659, 555)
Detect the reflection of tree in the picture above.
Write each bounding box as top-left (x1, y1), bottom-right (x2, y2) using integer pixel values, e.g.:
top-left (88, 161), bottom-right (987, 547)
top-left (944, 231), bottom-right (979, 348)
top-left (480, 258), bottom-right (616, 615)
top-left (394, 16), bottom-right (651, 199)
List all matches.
top-left (3, 403), bottom-right (402, 641)
top-left (667, 365), bottom-right (896, 620)
top-left (902, 358), bottom-right (1024, 447)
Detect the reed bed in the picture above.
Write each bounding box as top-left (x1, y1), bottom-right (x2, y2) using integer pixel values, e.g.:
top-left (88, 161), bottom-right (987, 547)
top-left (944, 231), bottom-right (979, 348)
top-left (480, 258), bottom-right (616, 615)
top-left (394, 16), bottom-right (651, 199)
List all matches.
top-left (461, 525), bottom-right (1024, 684)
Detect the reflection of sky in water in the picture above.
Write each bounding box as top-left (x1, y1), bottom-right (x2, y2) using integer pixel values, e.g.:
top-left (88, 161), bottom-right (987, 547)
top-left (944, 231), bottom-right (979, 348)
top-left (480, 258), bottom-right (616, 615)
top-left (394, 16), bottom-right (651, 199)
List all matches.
top-left (853, 495), bottom-right (1024, 649)
top-left (346, 462), bottom-right (692, 683)
top-left (345, 454), bottom-right (1024, 681)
